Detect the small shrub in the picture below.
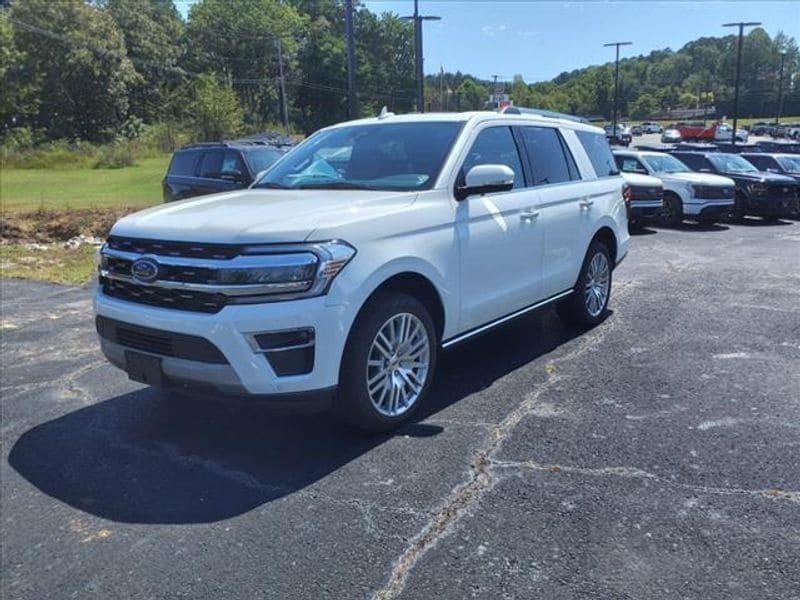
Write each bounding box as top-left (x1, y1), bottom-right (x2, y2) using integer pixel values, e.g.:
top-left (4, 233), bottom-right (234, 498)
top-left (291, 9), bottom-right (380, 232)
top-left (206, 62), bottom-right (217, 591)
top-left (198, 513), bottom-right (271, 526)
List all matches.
top-left (93, 141), bottom-right (137, 169)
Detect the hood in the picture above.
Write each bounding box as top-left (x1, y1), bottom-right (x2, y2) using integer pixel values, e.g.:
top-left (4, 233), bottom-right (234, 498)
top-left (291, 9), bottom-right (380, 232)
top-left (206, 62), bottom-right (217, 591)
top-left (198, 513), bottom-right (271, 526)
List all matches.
top-left (111, 189), bottom-right (416, 244)
top-left (620, 172), bottom-right (662, 187)
top-left (719, 170), bottom-right (798, 184)
top-left (656, 172), bottom-right (734, 186)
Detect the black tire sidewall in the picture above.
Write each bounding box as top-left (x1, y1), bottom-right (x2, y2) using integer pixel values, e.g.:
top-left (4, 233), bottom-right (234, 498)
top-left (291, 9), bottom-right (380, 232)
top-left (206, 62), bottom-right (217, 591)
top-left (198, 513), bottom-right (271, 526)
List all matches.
top-left (336, 292), bottom-right (438, 432)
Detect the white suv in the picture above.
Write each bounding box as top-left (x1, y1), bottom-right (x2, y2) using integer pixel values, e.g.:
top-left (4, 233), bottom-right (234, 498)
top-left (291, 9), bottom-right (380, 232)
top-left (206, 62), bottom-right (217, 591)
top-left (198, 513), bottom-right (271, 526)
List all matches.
top-left (613, 149), bottom-right (735, 225)
top-left (95, 112), bottom-right (629, 431)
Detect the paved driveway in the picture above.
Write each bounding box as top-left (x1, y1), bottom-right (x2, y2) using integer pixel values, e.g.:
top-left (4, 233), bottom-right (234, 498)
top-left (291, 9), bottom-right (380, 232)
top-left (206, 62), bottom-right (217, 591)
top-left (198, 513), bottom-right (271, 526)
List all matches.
top-left (2, 218), bottom-right (799, 599)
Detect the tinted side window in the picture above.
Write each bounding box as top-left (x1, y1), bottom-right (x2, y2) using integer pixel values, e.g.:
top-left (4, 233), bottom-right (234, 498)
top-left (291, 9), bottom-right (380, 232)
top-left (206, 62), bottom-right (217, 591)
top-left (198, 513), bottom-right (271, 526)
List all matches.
top-left (221, 150), bottom-right (246, 176)
top-left (575, 130), bottom-right (619, 177)
top-left (675, 154), bottom-right (703, 170)
top-left (615, 155), bottom-right (648, 174)
top-left (519, 126), bottom-right (576, 186)
top-left (198, 150), bottom-right (224, 178)
top-left (168, 151), bottom-right (199, 176)
top-left (745, 155), bottom-right (773, 170)
top-left (461, 126), bottom-right (525, 189)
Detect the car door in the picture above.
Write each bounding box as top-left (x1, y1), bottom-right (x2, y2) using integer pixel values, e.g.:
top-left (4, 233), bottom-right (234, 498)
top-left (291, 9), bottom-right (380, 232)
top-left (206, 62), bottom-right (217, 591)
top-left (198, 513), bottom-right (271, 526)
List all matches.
top-left (454, 125), bottom-right (544, 332)
top-left (519, 125), bottom-right (600, 298)
top-left (194, 150), bottom-right (243, 197)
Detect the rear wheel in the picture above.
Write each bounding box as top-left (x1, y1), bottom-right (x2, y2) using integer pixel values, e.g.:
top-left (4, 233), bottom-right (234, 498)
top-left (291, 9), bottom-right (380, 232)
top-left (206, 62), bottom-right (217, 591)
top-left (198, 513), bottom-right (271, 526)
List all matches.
top-left (661, 192), bottom-right (683, 227)
top-left (557, 241), bottom-right (612, 328)
top-left (335, 292), bottom-right (437, 432)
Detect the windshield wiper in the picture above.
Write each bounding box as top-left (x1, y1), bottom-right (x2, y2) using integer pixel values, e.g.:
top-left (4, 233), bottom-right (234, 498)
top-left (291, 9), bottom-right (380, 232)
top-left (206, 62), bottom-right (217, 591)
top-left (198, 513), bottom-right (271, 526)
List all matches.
top-left (253, 182), bottom-right (292, 189)
top-left (296, 181), bottom-right (376, 190)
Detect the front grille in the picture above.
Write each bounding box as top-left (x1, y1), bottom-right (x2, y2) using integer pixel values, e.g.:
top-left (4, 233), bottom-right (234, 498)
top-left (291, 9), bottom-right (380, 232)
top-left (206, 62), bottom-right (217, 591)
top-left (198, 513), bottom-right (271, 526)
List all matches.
top-left (107, 236), bottom-right (241, 260)
top-left (104, 256), bottom-right (216, 285)
top-left (767, 184), bottom-right (798, 201)
top-left (96, 316), bottom-right (228, 363)
top-left (101, 277), bottom-right (226, 313)
top-left (630, 186), bottom-right (663, 201)
top-left (696, 186), bottom-right (735, 199)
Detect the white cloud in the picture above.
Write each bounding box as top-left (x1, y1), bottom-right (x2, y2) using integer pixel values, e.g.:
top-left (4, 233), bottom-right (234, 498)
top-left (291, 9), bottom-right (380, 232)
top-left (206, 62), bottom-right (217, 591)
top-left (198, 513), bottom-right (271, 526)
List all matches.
top-left (481, 24), bottom-right (508, 37)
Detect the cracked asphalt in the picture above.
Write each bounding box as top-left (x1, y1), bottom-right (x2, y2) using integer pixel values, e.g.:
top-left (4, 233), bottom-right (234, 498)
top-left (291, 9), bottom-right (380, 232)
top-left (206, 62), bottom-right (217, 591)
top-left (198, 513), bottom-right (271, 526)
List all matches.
top-left (2, 218), bottom-right (800, 599)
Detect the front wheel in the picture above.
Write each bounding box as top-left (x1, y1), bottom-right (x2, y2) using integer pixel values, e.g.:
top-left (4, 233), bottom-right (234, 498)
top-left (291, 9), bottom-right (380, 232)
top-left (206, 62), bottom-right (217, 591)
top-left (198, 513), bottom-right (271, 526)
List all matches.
top-left (335, 292), bottom-right (437, 432)
top-left (557, 241), bottom-right (612, 328)
top-left (661, 193), bottom-right (683, 227)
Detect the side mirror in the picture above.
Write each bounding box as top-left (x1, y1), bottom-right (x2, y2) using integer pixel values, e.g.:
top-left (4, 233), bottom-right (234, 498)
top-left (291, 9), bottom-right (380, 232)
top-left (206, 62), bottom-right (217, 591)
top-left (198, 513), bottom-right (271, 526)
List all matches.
top-left (456, 164), bottom-right (515, 201)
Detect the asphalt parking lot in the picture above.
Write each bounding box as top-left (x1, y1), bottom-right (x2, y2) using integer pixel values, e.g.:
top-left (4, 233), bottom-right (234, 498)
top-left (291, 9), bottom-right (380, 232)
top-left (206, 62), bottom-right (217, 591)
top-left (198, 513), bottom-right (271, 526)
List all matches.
top-left (2, 217), bottom-right (800, 599)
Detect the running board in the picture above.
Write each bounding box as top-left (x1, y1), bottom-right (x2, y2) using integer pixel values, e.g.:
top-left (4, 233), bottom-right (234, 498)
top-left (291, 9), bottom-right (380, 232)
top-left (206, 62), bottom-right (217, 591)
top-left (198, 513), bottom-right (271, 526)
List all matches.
top-left (441, 289), bottom-right (574, 349)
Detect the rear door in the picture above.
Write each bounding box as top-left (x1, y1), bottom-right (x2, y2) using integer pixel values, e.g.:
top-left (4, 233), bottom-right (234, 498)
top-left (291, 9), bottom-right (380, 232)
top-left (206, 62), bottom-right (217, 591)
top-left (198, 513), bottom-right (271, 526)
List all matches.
top-left (519, 126), bottom-right (609, 297)
top-left (454, 125), bottom-right (545, 331)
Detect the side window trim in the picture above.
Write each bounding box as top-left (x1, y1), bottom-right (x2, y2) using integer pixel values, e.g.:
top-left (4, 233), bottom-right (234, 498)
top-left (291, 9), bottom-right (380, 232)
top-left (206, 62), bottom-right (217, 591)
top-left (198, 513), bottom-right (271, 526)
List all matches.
top-left (556, 129), bottom-right (580, 181)
top-left (510, 126), bottom-right (533, 187)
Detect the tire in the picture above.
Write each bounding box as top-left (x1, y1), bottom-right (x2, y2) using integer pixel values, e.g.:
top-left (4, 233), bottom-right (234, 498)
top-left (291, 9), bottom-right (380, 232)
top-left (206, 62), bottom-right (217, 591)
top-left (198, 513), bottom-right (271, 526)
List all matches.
top-left (661, 192), bottom-right (683, 227)
top-left (731, 193), bottom-right (747, 221)
top-left (556, 240), bottom-right (612, 328)
top-left (698, 216), bottom-right (717, 226)
top-left (335, 292), bottom-right (438, 432)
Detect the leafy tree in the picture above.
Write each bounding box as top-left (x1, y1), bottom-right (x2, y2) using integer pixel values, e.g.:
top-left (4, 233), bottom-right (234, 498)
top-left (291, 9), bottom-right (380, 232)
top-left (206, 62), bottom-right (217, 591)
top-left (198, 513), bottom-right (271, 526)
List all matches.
top-left (187, 74), bottom-right (244, 141)
top-left (6, 0), bottom-right (138, 141)
top-left (456, 78), bottom-right (487, 110)
top-left (103, 0), bottom-right (186, 123)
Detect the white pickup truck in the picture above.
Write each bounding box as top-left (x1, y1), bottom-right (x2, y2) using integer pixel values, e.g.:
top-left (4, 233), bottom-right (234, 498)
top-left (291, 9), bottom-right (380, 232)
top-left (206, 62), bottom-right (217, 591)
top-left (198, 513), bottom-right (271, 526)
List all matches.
top-left (95, 111), bottom-right (630, 430)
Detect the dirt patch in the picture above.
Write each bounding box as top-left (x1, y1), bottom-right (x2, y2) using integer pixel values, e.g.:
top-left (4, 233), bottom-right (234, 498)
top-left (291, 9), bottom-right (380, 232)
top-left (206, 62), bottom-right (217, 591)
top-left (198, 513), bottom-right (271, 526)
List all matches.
top-left (1, 207), bottom-right (139, 244)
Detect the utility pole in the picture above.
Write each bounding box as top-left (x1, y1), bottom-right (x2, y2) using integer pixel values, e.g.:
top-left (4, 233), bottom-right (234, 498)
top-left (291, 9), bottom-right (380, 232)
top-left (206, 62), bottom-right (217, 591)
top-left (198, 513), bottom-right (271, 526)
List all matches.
top-left (603, 41), bottom-right (632, 144)
top-left (439, 65), bottom-right (444, 111)
top-left (723, 21), bottom-right (760, 147)
top-left (403, 0), bottom-right (440, 113)
top-left (344, 0), bottom-right (357, 119)
top-left (276, 38), bottom-right (289, 133)
top-left (776, 50), bottom-right (787, 124)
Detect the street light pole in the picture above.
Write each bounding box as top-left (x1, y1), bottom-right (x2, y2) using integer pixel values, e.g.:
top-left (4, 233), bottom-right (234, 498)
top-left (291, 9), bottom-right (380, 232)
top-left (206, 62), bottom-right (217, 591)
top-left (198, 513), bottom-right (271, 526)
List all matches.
top-left (603, 41), bottom-right (632, 144)
top-left (723, 21), bottom-right (761, 147)
top-left (403, 1), bottom-right (441, 113)
top-left (776, 50), bottom-right (787, 124)
top-left (345, 0), bottom-right (357, 120)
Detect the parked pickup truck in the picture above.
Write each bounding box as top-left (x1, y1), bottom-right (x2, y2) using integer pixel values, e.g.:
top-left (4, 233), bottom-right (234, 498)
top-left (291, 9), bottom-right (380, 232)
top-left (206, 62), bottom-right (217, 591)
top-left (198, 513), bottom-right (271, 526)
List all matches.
top-left (613, 149), bottom-right (735, 226)
top-left (95, 111), bottom-right (630, 431)
top-left (619, 171), bottom-right (663, 229)
top-left (672, 151), bottom-right (800, 220)
top-left (675, 122), bottom-right (747, 143)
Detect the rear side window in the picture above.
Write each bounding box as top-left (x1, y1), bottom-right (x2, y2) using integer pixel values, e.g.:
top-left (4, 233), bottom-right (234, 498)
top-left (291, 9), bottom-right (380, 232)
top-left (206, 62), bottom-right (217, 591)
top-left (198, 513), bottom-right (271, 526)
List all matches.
top-left (198, 150), bottom-right (224, 178)
top-left (220, 150), bottom-right (246, 176)
top-left (518, 126), bottom-right (578, 186)
top-left (744, 155), bottom-right (773, 170)
top-left (168, 151), bottom-right (199, 176)
top-left (460, 126), bottom-right (525, 190)
top-left (575, 130), bottom-right (619, 177)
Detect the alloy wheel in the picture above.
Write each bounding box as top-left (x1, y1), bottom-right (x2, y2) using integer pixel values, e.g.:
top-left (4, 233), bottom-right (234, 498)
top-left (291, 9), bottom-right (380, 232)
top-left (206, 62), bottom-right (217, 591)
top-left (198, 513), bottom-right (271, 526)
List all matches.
top-left (365, 313), bottom-right (431, 417)
top-left (584, 252), bottom-right (610, 317)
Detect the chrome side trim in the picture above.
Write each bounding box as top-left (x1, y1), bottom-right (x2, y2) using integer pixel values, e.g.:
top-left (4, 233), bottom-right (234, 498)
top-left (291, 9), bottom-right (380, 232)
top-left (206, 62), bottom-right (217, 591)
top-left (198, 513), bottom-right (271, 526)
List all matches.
top-left (441, 289), bottom-right (574, 349)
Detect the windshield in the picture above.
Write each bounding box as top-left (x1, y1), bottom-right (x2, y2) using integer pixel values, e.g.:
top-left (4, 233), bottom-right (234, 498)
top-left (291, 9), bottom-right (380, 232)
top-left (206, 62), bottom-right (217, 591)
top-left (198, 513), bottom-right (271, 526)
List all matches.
top-left (777, 155), bottom-right (800, 172)
top-left (642, 154), bottom-right (690, 173)
top-left (254, 122), bottom-right (463, 191)
top-left (708, 154), bottom-right (758, 173)
top-left (246, 148), bottom-right (285, 174)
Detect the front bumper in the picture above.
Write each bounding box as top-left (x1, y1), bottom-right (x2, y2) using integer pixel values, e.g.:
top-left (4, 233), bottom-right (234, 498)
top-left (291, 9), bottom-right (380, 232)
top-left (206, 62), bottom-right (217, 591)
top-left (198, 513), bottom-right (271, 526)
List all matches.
top-left (94, 287), bottom-right (354, 397)
top-left (630, 199), bottom-right (663, 221)
top-left (682, 198), bottom-right (734, 217)
top-left (745, 195), bottom-right (799, 216)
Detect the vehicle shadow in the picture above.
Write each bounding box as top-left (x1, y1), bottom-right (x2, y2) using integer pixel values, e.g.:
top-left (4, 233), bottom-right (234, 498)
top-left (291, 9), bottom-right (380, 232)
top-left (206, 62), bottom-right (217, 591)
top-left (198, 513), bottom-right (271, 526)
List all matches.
top-left (652, 221), bottom-right (729, 233)
top-left (8, 308), bottom-right (585, 525)
top-left (628, 226), bottom-right (658, 236)
top-left (726, 217), bottom-right (794, 227)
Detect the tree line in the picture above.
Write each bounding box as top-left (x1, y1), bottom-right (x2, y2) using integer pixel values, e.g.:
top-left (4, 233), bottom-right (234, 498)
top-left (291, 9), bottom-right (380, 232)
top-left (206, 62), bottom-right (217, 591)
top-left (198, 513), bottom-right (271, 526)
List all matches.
top-left (1, 0), bottom-right (798, 149)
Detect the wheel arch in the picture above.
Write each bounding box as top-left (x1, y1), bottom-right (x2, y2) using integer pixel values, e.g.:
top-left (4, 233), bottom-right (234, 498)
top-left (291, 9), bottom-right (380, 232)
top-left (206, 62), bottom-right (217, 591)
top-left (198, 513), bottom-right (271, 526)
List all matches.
top-left (590, 225), bottom-right (619, 266)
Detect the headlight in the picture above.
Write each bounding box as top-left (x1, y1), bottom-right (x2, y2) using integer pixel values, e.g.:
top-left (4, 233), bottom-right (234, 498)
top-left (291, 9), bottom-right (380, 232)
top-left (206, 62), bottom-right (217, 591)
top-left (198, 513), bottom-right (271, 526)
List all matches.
top-left (223, 241), bottom-right (356, 302)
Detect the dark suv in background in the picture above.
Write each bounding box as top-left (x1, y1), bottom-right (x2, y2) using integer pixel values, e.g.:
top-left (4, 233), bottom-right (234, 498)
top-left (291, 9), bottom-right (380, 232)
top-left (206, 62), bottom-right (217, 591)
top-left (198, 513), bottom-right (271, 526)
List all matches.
top-left (162, 136), bottom-right (293, 202)
top-left (671, 151), bottom-right (799, 220)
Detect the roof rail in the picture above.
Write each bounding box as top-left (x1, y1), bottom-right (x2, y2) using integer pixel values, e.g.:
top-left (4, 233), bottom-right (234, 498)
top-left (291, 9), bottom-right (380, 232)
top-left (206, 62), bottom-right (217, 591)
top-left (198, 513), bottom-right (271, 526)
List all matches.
top-left (500, 105), bottom-right (589, 124)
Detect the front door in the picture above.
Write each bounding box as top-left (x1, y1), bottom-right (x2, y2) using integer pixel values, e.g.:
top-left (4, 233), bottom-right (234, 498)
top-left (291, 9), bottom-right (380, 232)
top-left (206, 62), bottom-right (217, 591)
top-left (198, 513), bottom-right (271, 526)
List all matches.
top-left (455, 125), bottom-right (544, 332)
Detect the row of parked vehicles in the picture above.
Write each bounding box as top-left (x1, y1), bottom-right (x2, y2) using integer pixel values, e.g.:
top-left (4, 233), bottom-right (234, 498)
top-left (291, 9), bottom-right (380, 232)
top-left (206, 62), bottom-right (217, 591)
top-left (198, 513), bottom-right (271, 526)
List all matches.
top-left (96, 109), bottom-right (797, 431)
top-left (615, 142), bottom-right (800, 228)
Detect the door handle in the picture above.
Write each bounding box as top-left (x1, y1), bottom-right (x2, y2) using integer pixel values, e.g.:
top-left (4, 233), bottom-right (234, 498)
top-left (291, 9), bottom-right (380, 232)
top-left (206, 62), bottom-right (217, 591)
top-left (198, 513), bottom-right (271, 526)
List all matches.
top-left (520, 210), bottom-right (540, 223)
top-left (579, 198), bottom-right (594, 209)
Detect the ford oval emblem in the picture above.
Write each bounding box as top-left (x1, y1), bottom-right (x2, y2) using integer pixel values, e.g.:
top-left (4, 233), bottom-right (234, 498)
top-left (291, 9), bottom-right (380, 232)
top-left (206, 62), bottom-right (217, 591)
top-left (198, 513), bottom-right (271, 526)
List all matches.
top-left (131, 257), bottom-right (159, 283)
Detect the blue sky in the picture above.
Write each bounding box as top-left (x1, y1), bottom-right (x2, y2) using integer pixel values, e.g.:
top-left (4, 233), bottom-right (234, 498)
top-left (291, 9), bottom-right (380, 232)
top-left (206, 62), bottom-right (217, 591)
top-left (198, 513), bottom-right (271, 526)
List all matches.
top-left (175, 1), bottom-right (800, 82)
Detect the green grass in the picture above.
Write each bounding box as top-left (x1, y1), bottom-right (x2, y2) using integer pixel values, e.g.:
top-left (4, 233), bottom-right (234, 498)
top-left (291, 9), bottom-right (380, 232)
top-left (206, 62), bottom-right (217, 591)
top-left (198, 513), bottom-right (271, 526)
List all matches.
top-left (0, 155), bottom-right (169, 212)
top-left (0, 244), bottom-right (97, 285)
